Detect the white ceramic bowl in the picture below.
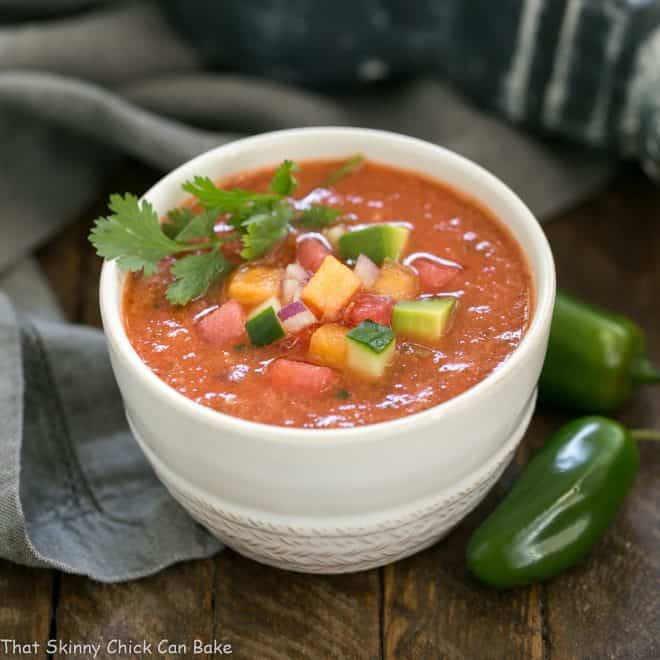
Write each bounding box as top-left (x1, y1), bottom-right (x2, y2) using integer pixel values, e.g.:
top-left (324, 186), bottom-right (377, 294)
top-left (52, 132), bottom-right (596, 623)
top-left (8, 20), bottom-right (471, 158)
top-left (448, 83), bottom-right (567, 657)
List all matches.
top-left (100, 127), bottom-right (555, 573)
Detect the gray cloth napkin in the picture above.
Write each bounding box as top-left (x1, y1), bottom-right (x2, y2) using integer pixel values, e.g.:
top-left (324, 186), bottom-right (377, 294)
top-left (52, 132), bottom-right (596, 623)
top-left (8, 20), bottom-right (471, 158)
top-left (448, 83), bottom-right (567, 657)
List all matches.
top-left (0, 0), bottom-right (615, 582)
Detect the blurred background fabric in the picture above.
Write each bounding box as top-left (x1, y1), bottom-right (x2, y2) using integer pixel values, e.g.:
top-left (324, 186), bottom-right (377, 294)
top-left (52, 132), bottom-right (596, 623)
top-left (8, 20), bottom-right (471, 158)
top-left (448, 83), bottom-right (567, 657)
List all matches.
top-left (0, 0), bottom-right (650, 580)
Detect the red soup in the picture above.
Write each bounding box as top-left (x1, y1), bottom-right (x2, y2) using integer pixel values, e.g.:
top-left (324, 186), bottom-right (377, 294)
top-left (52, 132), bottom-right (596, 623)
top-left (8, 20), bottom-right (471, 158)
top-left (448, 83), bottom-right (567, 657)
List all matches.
top-left (122, 158), bottom-right (533, 428)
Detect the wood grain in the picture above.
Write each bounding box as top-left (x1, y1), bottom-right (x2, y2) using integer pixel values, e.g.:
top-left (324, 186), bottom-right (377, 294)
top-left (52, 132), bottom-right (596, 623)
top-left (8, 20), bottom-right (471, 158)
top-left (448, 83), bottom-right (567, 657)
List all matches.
top-left (214, 549), bottom-right (381, 660)
top-left (53, 559), bottom-right (216, 660)
top-left (0, 562), bottom-right (53, 648)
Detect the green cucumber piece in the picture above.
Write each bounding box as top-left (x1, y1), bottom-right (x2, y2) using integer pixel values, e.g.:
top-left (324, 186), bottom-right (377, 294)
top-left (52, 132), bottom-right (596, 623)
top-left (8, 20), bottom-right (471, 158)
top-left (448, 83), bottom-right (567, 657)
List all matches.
top-left (338, 224), bottom-right (410, 265)
top-left (346, 320), bottom-right (396, 379)
top-left (246, 298), bottom-right (285, 346)
top-left (392, 297), bottom-right (456, 344)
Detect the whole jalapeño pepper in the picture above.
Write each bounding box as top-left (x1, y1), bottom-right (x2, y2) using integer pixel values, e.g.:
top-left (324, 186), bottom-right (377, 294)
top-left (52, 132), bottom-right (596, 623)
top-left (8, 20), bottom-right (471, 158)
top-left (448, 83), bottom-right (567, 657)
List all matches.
top-left (465, 417), bottom-right (660, 589)
top-left (539, 291), bottom-right (660, 413)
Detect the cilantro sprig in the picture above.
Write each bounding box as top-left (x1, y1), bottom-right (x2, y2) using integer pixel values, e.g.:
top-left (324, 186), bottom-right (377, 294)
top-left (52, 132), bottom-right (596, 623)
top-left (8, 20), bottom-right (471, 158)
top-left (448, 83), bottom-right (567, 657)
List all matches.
top-left (89, 159), bottom-right (345, 305)
top-left (324, 154), bottom-right (364, 186)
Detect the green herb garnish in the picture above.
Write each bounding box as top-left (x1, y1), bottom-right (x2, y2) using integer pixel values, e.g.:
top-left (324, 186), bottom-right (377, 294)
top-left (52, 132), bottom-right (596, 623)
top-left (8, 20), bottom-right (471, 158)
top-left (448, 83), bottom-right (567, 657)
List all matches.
top-left (298, 205), bottom-right (341, 228)
top-left (346, 320), bottom-right (395, 353)
top-left (324, 154), bottom-right (364, 187)
top-left (90, 194), bottom-right (188, 277)
top-left (336, 388), bottom-right (352, 400)
top-left (162, 207), bottom-right (194, 239)
top-left (240, 203), bottom-right (294, 260)
top-left (269, 159), bottom-right (299, 196)
top-left (90, 159), bottom-right (346, 305)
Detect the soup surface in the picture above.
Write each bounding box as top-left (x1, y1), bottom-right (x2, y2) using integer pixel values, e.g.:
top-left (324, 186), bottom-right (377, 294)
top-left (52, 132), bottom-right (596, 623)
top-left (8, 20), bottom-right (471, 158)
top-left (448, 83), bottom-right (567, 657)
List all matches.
top-left (123, 158), bottom-right (533, 428)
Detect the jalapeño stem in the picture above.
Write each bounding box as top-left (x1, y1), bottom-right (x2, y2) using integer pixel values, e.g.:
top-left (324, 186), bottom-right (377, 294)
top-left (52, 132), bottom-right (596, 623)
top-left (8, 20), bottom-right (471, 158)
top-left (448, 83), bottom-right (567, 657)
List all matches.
top-left (631, 355), bottom-right (660, 385)
top-left (629, 429), bottom-right (660, 443)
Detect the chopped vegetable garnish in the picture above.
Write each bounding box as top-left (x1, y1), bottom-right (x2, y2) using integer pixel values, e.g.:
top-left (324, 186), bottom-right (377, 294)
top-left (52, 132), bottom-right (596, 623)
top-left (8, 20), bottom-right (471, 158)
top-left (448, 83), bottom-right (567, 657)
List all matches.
top-left (246, 298), bottom-right (285, 346)
top-left (392, 297), bottom-right (457, 344)
top-left (346, 293), bottom-right (394, 327)
top-left (277, 301), bottom-right (317, 334)
top-left (371, 259), bottom-right (418, 300)
top-left (336, 388), bottom-right (352, 399)
top-left (269, 359), bottom-right (340, 396)
top-left (345, 320), bottom-right (396, 379)
top-left (302, 255), bottom-right (362, 319)
top-left (281, 269), bottom-right (306, 304)
top-left (197, 300), bottom-right (246, 346)
top-left (227, 266), bottom-right (284, 306)
top-left (410, 256), bottom-right (461, 293)
top-left (324, 154), bottom-right (365, 186)
top-left (353, 254), bottom-right (380, 288)
top-left (323, 223), bottom-right (348, 249)
top-left (90, 160), bottom-right (345, 306)
top-left (339, 224), bottom-right (410, 265)
top-left (296, 236), bottom-right (331, 273)
top-left (269, 159), bottom-right (299, 196)
top-left (347, 320), bottom-right (395, 353)
top-left (308, 323), bottom-right (349, 370)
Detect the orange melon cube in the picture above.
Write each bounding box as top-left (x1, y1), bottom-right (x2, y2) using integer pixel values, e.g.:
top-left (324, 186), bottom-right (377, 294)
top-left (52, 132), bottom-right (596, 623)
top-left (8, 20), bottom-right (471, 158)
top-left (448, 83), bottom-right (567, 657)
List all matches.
top-left (371, 259), bottom-right (418, 300)
top-left (227, 266), bottom-right (283, 306)
top-left (302, 255), bottom-right (361, 319)
top-left (308, 324), bottom-right (349, 370)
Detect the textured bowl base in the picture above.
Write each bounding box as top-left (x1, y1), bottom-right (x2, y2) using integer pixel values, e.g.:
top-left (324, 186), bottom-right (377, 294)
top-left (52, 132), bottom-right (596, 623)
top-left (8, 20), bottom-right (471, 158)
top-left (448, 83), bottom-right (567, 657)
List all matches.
top-left (130, 393), bottom-right (535, 574)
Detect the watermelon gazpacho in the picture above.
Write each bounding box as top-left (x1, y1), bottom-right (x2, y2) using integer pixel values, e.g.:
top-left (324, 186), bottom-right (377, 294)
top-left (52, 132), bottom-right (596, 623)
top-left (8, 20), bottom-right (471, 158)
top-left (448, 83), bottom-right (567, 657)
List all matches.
top-left (93, 156), bottom-right (533, 428)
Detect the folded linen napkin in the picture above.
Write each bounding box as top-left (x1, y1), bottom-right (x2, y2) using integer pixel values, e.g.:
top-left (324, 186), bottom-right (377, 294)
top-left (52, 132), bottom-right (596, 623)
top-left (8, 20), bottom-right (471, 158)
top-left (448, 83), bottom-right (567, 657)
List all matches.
top-left (0, 0), bottom-right (615, 581)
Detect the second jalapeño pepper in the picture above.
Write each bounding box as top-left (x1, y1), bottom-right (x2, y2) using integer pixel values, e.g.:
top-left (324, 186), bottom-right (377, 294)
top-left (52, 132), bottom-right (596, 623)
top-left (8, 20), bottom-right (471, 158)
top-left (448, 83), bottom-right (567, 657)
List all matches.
top-left (539, 291), bottom-right (660, 413)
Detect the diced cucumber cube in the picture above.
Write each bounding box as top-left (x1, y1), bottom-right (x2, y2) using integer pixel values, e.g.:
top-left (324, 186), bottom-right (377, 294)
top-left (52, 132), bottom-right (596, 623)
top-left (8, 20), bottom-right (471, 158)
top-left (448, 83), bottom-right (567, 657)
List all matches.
top-left (246, 297), bottom-right (285, 346)
top-left (339, 224), bottom-right (410, 265)
top-left (392, 297), bottom-right (456, 344)
top-left (346, 320), bottom-right (396, 379)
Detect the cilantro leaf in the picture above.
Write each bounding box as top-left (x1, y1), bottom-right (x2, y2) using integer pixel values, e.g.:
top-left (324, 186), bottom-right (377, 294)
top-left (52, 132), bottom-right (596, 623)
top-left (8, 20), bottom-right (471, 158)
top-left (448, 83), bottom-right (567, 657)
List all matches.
top-left (324, 154), bottom-right (364, 186)
top-left (297, 205), bottom-right (340, 228)
top-left (89, 193), bottom-right (181, 277)
top-left (182, 177), bottom-right (279, 215)
top-left (240, 202), bottom-right (293, 260)
top-left (166, 249), bottom-right (231, 305)
top-left (162, 207), bottom-right (194, 239)
top-left (269, 159), bottom-right (299, 196)
top-left (175, 208), bottom-right (220, 242)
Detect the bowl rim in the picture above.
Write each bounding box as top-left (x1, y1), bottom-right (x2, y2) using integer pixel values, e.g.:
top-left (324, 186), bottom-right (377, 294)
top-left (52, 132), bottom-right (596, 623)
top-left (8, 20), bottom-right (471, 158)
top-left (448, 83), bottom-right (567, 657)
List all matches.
top-left (100, 126), bottom-right (556, 445)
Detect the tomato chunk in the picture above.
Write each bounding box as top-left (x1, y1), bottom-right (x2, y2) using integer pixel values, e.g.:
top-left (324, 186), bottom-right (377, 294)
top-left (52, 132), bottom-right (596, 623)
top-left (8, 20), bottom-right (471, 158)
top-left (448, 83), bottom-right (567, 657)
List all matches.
top-left (345, 293), bottom-right (394, 327)
top-left (413, 258), bottom-right (461, 293)
top-left (197, 300), bottom-right (246, 345)
top-left (296, 237), bottom-right (331, 273)
top-left (270, 358), bottom-right (339, 396)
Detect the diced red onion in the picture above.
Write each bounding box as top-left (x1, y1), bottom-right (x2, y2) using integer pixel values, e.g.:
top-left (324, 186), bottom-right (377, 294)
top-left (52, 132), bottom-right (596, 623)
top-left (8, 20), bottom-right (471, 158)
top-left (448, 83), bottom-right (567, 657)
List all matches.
top-left (354, 254), bottom-right (380, 287)
top-left (281, 278), bottom-right (304, 304)
top-left (286, 262), bottom-right (309, 283)
top-left (277, 301), bottom-right (317, 333)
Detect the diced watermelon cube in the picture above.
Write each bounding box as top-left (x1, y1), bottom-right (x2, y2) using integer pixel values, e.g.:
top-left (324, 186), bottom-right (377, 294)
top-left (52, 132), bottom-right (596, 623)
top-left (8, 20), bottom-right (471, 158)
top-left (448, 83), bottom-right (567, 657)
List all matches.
top-left (345, 294), bottom-right (394, 327)
top-left (270, 358), bottom-right (339, 396)
top-left (197, 299), bottom-right (246, 345)
top-left (296, 237), bottom-right (331, 273)
top-left (413, 258), bottom-right (461, 293)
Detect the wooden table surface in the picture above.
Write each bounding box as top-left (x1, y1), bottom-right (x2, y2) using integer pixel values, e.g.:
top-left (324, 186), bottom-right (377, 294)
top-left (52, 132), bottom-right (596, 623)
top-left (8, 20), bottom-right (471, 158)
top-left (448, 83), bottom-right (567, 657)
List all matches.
top-left (0, 161), bottom-right (658, 660)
